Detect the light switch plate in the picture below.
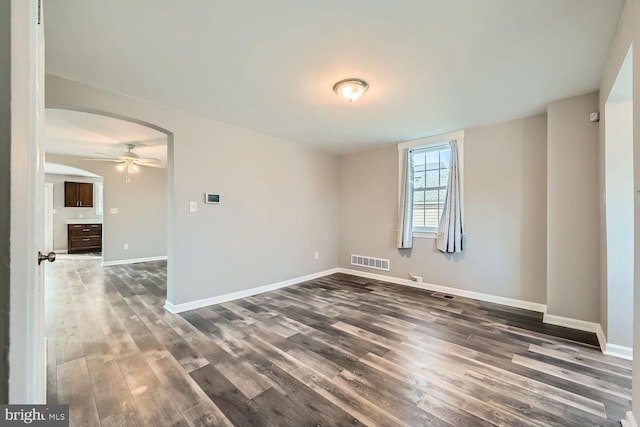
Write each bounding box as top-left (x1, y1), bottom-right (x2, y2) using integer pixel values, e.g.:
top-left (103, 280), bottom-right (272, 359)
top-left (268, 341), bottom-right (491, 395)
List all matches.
top-left (189, 201), bottom-right (198, 212)
top-left (110, 208), bottom-right (118, 214)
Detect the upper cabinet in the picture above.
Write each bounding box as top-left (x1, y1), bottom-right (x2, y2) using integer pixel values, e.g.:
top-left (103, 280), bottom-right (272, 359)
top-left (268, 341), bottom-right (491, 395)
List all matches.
top-left (64, 181), bottom-right (94, 207)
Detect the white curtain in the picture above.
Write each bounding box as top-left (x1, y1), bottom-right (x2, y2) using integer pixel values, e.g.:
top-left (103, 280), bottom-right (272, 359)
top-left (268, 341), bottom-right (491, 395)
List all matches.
top-left (397, 148), bottom-right (414, 249)
top-left (437, 140), bottom-right (463, 253)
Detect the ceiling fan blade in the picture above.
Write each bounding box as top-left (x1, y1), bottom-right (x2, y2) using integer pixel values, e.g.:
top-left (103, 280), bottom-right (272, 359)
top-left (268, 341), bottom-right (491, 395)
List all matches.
top-left (136, 157), bottom-right (162, 163)
top-left (82, 158), bottom-right (120, 162)
top-left (141, 162), bottom-right (166, 169)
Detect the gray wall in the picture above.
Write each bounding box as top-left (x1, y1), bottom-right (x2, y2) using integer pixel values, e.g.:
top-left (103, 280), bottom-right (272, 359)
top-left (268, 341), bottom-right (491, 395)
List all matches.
top-left (339, 114), bottom-right (548, 304)
top-left (46, 75), bottom-right (340, 305)
top-left (0, 0), bottom-right (10, 404)
top-left (45, 154), bottom-right (167, 263)
top-left (598, 0), bottom-right (640, 416)
top-left (546, 92), bottom-right (600, 323)
top-left (45, 174), bottom-right (103, 251)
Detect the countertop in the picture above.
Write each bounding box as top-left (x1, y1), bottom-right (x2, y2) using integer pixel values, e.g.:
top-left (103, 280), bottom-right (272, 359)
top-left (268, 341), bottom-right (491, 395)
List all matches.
top-left (65, 218), bottom-right (103, 225)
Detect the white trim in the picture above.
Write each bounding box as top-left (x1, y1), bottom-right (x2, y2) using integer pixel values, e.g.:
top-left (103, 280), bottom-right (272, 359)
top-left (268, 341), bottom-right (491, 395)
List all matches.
top-left (338, 268), bottom-right (547, 313)
top-left (604, 343), bottom-right (633, 360)
top-left (94, 181), bottom-right (104, 215)
top-left (541, 314), bottom-right (633, 359)
top-left (164, 268), bottom-right (340, 314)
top-left (398, 129), bottom-right (465, 150)
top-left (412, 231), bottom-right (437, 239)
top-left (622, 411), bottom-right (638, 427)
top-left (102, 255), bottom-right (167, 267)
top-left (595, 323), bottom-right (607, 353)
top-left (342, 269), bottom-right (638, 360)
top-left (542, 313), bottom-right (602, 333)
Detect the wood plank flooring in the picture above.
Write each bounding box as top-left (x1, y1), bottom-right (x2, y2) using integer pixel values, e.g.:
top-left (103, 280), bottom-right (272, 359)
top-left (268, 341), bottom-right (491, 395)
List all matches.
top-left (45, 255), bottom-right (632, 426)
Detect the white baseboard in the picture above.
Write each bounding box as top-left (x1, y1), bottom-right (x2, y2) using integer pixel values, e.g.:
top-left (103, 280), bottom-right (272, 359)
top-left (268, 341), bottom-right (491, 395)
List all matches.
top-left (542, 313), bottom-right (602, 333)
top-left (595, 323), bottom-right (607, 353)
top-left (622, 411), bottom-right (638, 427)
top-left (161, 265), bottom-right (633, 362)
top-left (543, 313), bottom-right (606, 348)
top-left (542, 314), bottom-right (634, 360)
top-left (337, 268), bottom-right (547, 313)
top-left (102, 255), bottom-right (167, 267)
top-left (604, 343), bottom-right (633, 360)
top-left (340, 268), bottom-right (636, 360)
top-left (164, 268), bottom-right (340, 314)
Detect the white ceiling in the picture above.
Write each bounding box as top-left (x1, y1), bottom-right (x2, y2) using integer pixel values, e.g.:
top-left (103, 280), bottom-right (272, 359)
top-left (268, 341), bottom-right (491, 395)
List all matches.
top-left (45, 109), bottom-right (168, 163)
top-left (44, 0), bottom-right (625, 154)
top-left (45, 162), bottom-right (101, 178)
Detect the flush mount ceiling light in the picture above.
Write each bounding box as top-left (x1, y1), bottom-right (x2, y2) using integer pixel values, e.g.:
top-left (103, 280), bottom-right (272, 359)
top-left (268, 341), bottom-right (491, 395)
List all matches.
top-left (333, 78), bottom-right (369, 103)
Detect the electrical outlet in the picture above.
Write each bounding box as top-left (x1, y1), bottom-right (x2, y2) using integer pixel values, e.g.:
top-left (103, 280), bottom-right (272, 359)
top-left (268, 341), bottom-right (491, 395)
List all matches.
top-left (124, 243), bottom-right (129, 250)
top-left (314, 251), bottom-right (320, 260)
top-left (110, 208), bottom-right (118, 214)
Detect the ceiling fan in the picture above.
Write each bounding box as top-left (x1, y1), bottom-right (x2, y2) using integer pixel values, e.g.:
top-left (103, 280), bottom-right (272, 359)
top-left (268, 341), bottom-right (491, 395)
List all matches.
top-left (83, 143), bottom-right (164, 183)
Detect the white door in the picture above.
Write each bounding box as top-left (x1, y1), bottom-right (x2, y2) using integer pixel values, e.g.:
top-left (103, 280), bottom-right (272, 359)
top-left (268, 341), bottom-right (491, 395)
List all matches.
top-left (9, 0), bottom-right (48, 403)
top-left (34, 0), bottom-right (47, 401)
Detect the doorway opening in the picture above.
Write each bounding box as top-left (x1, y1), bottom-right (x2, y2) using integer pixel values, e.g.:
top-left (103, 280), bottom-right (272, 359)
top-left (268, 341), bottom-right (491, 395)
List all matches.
top-left (44, 163), bottom-right (104, 257)
top-left (42, 108), bottom-right (172, 403)
top-left (604, 45), bottom-right (633, 358)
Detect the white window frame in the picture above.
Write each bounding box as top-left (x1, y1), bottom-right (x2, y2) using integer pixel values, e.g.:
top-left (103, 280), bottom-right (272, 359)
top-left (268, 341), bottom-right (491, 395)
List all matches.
top-left (94, 181), bottom-right (104, 215)
top-left (398, 130), bottom-right (464, 239)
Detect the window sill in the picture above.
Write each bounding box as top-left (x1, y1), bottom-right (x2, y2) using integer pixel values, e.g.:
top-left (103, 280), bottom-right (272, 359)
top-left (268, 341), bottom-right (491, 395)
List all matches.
top-left (413, 231), bottom-right (437, 240)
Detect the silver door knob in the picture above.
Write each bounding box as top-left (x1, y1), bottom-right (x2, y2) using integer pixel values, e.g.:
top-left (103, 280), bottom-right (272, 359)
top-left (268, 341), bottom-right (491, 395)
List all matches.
top-left (38, 251), bottom-right (56, 265)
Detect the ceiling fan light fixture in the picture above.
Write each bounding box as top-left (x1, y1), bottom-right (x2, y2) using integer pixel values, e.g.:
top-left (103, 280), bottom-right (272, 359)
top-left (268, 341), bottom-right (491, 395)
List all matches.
top-left (333, 78), bottom-right (369, 102)
top-left (116, 163), bottom-right (126, 171)
top-left (129, 164), bottom-right (140, 173)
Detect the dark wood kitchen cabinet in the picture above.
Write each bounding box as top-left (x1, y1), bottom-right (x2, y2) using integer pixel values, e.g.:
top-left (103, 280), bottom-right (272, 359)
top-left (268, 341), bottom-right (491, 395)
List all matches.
top-left (67, 223), bottom-right (102, 253)
top-left (64, 181), bottom-right (93, 207)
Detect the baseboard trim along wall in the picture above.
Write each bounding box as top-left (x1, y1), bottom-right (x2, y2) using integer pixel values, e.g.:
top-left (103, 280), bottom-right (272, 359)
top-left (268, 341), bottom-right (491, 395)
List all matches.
top-left (341, 268), bottom-right (634, 360)
top-left (542, 314), bottom-right (633, 359)
top-left (164, 268), bottom-right (340, 314)
top-left (338, 268), bottom-right (548, 313)
top-left (543, 313), bottom-right (607, 350)
top-left (622, 411), bottom-right (638, 427)
top-left (102, 255), bottom-right (168, 267)
top-left (604, 343), bottom-right (633, 360)
top-left (161, 265), bottom-right (631, 361)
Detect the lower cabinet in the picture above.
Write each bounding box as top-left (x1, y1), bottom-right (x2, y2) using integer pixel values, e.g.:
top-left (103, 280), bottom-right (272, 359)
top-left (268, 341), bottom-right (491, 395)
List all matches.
top-left (68, 223), bottom-right (102, 253)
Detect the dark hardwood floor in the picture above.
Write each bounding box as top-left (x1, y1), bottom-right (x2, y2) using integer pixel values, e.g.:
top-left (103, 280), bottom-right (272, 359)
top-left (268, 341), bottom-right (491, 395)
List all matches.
top-left (45, 255), bottom-right (631, 426)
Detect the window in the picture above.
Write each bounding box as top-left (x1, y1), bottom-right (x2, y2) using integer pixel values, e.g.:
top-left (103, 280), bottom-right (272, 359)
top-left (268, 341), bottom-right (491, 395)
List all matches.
top-left (411, 143), bottom-right (451, 233)
top-left (397, 130), bottom-right (464, 241)
top-left (94, 182), bottom-right (104, 215)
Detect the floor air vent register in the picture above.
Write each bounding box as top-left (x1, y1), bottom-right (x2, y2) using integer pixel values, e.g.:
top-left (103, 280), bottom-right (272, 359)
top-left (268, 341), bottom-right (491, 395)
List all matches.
top-left (350, 254), bottom-right (390, 271)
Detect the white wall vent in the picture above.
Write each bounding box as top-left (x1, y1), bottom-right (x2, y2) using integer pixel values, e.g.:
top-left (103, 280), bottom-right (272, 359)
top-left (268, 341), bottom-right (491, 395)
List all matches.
top-left (351, 254), bottom-right (390, 271)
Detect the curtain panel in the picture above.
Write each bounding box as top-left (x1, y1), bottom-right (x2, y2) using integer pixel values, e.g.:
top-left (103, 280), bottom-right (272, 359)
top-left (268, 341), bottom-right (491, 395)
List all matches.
top-left (397, 148), bottom-right (414, 249)
top-left (436, 140), bottom-right (463, 253)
